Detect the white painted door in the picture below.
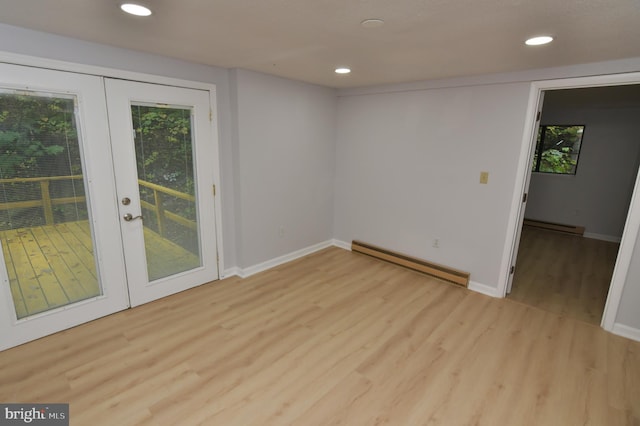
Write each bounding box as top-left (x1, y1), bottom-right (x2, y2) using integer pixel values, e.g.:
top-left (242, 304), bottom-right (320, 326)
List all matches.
top-left (0, 64), bottom-right (129, 350)
top-left (506, 91), bottom-right (545, 294)
top-left (104, 79), bottom-right (218, 307)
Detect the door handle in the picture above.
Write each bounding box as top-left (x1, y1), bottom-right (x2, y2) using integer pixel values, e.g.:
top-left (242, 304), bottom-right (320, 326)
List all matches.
top-left (123, 213), bottom-right (143, 222)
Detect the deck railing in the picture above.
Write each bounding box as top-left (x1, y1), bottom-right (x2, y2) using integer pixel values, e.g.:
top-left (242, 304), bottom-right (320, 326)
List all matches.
top-left (0, 175), bottom-right (85, 226)
top-left (0, 175), bottom-right (196, 235)
top-left (138, 179), bottom-right (197, 237)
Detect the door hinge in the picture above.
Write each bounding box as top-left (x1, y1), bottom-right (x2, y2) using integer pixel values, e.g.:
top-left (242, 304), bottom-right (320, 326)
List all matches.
top-left (510, 265), bottom-right (515, 274)
top-left (212, 184), bottom-right (216, 197)
top-left (536, 111), bottom-right (541, 122)
top-left (522, 192), bottom-right (528, 203)
top-left (209, 109), bottom-right (213, 122)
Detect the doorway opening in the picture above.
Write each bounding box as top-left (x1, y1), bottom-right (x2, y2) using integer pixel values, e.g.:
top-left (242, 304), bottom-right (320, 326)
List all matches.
top-left (0, 63), bottom-right (221, 351)
top-left (504, 77), bottom-right (640, 332)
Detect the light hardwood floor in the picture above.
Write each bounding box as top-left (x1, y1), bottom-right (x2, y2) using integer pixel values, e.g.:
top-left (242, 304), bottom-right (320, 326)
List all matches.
top-left (1, 247), bottom-right (638, 425)
top-left (508, 226), bottom-right (620, 324)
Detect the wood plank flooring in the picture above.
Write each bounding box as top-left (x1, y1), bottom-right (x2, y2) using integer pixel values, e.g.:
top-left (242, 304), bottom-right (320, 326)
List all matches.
top-left (0, 246), bottom-right (638, 424)
top-left (508, 226), bottom-right (620, 324)
top-left (1, 221), bottom-right (199, 318)
top-left (1, 222), bottom-right (100, 319)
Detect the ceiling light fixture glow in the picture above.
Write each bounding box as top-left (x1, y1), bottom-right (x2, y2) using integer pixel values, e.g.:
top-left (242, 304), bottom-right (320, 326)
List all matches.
top-left (525, 36), bottom-right (553, 46)
top-left (120, 3), bottom-right (152, 16)
top-left (335, 68), bottom-right (351, 74)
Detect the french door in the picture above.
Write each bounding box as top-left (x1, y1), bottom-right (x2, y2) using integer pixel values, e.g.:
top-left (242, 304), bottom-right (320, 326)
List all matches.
top-left (0, 64), bottom-right (218, 350)
top-left (105, 79), bottom-right (218, 307)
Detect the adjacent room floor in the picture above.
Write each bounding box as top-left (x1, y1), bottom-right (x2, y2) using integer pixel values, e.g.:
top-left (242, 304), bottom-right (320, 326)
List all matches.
top-left (0, 246), bottom-right (638, 425)
top-left (508, 225), bottom-right (620, 324)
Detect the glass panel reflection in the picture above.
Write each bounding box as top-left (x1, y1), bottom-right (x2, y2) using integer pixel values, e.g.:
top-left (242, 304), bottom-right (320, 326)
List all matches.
top-left (131, 104), bottom-right (201, 281)
top-left (0, 90), bottom-right (101, 319)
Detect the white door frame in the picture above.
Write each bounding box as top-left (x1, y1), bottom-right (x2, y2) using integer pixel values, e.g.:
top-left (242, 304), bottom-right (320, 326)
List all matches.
top-left (105, 79), bottom-right (219, 306)
top-left (0, 52), bottom-right (225, 350)
top-left (499, 71), bottom-right (640, 334)
top-left (505, 91), bottom-right (545, 295)
top-left (0, 64), bottom-right (130, 350)
top-left (0, 50), bottom-right (226, 278)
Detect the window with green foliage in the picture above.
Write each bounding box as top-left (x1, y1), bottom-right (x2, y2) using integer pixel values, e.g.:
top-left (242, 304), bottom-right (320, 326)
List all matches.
top-left (532, 125), bottom-right (585, 174)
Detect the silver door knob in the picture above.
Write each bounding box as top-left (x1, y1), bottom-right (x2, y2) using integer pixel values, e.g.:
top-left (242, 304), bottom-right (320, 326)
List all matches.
top-left (123, 213), bottom-right (143, 221)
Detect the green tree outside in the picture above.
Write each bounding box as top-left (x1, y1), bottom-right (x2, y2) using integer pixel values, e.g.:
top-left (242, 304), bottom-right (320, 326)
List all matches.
top-left (532, 125), bottom-right (584, 174)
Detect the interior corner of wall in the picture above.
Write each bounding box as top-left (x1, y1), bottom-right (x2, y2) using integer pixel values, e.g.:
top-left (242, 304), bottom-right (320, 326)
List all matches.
top-left (468, 280), bottom-right (502, 298)
top-left (611, 322), bottom-right (640, 342)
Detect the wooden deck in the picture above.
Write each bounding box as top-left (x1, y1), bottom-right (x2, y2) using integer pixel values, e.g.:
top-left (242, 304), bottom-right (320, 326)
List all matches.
top-left (1, 221), bottom-right (199, 319)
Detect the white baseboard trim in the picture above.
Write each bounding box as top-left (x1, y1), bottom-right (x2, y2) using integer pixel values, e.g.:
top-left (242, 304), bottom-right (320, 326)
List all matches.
top-left (332, 239), bottom-right (351, 250)
top-left (225, 242), bottom-right (502, 303)
top-left (239, 240), bottom-right (334, 278)
top-left (611, 322), bottom-right (640, 342)
top-left (221, 267), bottom-right (241, 279)
top-left (584, 232), bottom-right (622, 243)
top-left (468, 280), bottom-right (502, 298)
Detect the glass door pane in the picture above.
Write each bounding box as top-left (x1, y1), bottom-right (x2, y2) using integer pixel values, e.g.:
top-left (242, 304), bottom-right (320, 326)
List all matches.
top-left (104, 78), bottom-right (218, 308)
top-left (0, 90), bottom-right (101, 319)
top-left (131, 104), bottom-right (201, 281)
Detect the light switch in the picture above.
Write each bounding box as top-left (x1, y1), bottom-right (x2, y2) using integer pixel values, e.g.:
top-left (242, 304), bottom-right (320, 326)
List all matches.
top-left (479, 171), bottom-right (489, 184)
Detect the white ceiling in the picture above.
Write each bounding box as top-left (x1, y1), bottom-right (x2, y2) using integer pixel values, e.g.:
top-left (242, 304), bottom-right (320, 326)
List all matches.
top-left (0, 0), bottom-right (638, 88)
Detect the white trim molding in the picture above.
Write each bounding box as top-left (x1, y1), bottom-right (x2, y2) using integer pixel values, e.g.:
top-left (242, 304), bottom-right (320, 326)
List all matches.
top-left (238, 240), bottom-right (334, 278)
top-left (611, 323), bottom-right (640, 342)
top-left (468, 281), bottom-right (502, 298)
top-left (332, 239), bottom-right (351, 250)
top-left (223, 240), bottom-right (351, 279)
top-left (498, 71), bottom-right (640, 334)
top-left (0, 50), bottom-right (218, 91)
top-left (583, 233), bottom-right (622, 243)
top-left (221, 267), bottom-right (241, 279)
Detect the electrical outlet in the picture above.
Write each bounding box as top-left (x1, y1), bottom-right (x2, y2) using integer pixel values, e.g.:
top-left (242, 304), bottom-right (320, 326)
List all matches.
top-left (433, 238), bottom-right (440, 248)
top-left (278, 226), bottom-right (285, 238)
top-left (479, 171), bottom-right (489, 184)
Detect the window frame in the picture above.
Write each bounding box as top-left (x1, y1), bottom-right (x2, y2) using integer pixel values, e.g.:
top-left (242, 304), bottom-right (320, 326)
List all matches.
top-left (532, 124), bottom-right (586, 175)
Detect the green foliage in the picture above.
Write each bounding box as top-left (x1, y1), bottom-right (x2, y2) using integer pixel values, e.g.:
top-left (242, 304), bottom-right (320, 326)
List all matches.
top-left (0, 94), bottom-right (78, 179)
top-left (131, 105), bottom-right (194, 195)
top-left (0, 94), bottom-right (85, 230)
top-left (533, 125), bottom-right (584, 174)
top-left (0, 97), bottom-right (196, 242)
top-left (539, 149), bottom-right (576, 173)
top-left (132, 105), bottom-right (198, 249)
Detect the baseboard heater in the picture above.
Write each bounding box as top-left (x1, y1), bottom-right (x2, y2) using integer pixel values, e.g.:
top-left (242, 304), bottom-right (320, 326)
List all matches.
top-left (523, 219), bottom-right (585, 236)
top-left (351, 240), bottom-right (470, 287)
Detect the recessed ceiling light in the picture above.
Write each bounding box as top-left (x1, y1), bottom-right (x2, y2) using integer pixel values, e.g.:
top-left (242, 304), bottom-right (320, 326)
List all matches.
top-left (120, 3), bottom-right (152, 16)
top-left (525, 36), bottom-right (554, 46)
top-left (335, 68), bottom-right (351, 74)
top-left (361, 18), bottom-right (385, 28)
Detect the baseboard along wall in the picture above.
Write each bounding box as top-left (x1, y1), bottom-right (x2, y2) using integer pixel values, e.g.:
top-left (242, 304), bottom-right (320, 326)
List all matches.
top-left (611, 323), bottom-right (640, 343)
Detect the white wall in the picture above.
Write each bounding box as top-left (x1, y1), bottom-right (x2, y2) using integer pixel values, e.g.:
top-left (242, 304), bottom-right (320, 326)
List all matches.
top-left (0, 24), bottom-right (339, 275)
top-left (231, 69), bottom-right (336, 268)
top-left (526, 103), bottom-right (640, 241)
top-left (3, 22), bottom-right (640, 337)
top-left (0, 23), bottom-right (240, 268)
top-left (334, 83), bottom-right (531, 288)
